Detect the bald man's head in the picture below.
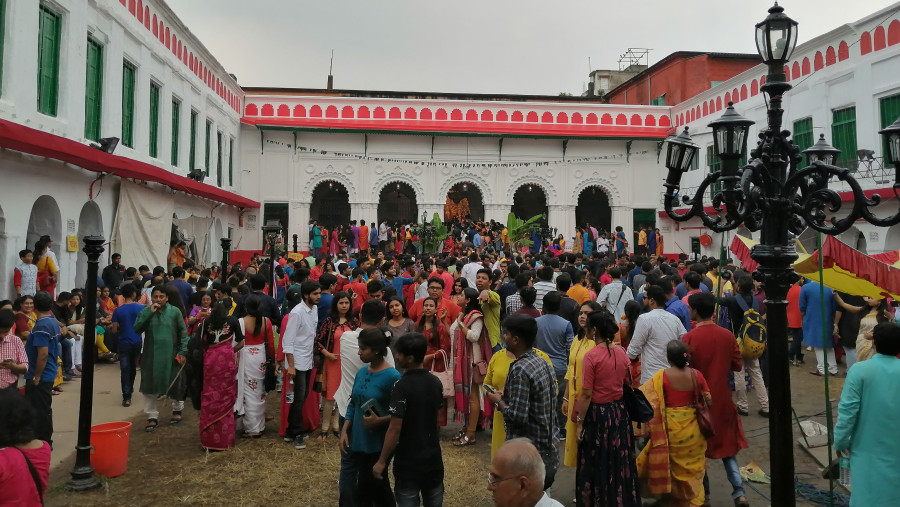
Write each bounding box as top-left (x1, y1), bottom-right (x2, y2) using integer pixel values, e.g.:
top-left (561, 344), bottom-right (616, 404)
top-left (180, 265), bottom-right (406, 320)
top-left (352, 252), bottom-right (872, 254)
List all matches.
top-left (489, 438), bottom-right (546, 506)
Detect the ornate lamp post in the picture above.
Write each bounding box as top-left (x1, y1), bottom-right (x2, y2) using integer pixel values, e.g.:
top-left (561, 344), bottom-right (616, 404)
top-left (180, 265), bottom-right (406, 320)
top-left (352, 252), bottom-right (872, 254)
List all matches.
top-left (261, 220), bottom-right (281, 294)
top-left (661, 4), bottom-right (900, 505)
top-left (220, 237), bottom-right (232, 282)
top-left (292, 233), bottom-right (298, 254)
top-left (66, 236), bottom-right (105, 491)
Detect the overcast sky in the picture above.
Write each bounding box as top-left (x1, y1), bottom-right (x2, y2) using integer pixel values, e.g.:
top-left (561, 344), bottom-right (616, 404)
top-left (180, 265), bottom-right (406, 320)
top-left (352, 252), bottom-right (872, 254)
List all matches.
top-left (168, 0), bottom-right (894, 95)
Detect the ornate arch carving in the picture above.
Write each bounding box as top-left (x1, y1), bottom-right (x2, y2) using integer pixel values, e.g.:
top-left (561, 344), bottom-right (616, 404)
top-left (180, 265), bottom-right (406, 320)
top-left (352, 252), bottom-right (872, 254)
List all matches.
top-left (572, 177), bottom-right (620, 207)
top-left (372, 172), bottom-right (426, 202)
top-left (438, 172), bottom-right (493, 203)
top-left (301, 170), bottom-right (358, 202)
top-left (506, 173), bottom-right (558, 202)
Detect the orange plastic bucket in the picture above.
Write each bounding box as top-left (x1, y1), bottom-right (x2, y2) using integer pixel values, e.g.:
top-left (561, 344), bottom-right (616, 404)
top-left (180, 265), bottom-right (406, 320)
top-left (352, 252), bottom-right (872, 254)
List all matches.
top-left (90, 421), bottom-right (132, 478)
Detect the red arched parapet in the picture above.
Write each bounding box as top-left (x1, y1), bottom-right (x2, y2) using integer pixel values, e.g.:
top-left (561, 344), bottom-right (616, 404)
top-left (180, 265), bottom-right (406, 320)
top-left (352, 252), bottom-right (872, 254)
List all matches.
top-left (261, 104), bottom-right (274, 116)
top-left (144, 7), bottom-right (150, 28)
top-left (541, 112), bottom-right (553, 123)
top-left (481, 110), bottom-right (493, 121)
top-left (597, 113), bottom-right (609, 125)
top-left (740, 85), bottom-right (748, 100)
top-left (466, 109), bottom-right (478, 121)
top-left (677, 114), bottom-right (683, 126)
top-left (420, 108), bottom-right (432, 120)
top-left (165, 27), bottom-right (170, 48)
top-left (724, 92), bottom-right (731, 104)
top-left (556, 112), bottom-right (568, 123)
top-left (309, 105), bottom-right (322, 117)
top-left (526, 111), bottom-right (539, 122)
top-left (172, 35), bottom-right (177, 54)
top-left (630, 114), bottom-right (642, 126)
top-left (659, 115), bottom-right (670, 127)
top-left (760, 75), bottom-right (766, 85)
top-left (357, 106), bottom-right (370, 118)
top-left (159, 22), bottom-right (165, 43)
top-left (374, 107), bottom-right (386, 119)
top-left (128, 0), bottom-right (136, 15)
top-left (861, 31), bottom-right (872, 55)
top-left (708, 99), bottom-right (715, 112)
top-left (121, 0), bottom-right (127, 6)
top-left (496, 110), bottom-right (508, 121)
top-left (646, 114), bottom-right (656, 126)
top-left (326, 106), bottom-right (338, 118)
top-left (137, 0), bottom-right (143, 21)
top-left (404, 107), bottom-right (417, 119)
top-left (825, 47), bottom-right (837, 66)
top-left (732, 88), bottom-right (739, 102)
top-left (511, 111), bottom-right (524, 122)
top-left (571, 112), bottom-right (583, 124)
top-left (388, 107), bottom-right (401, 119)
top-left (813, 51), bottom-right (824, 70)
top-left (702, 102), bottom-right (709, 116)
top-left (451, 109), bottom-right (463, 120)
top-left (801, 57), bottom-right (810, 75)
top-left (689, 109), bottom-right (695, 122)
top-left (152, 15), bottom-right (158, 36)
top-left (245, 104), bottom-right (258, 116)
top-left (716, 97), bottom-right (722, 111)
top-left (342, 106), bottom-right (355, 118)
top-left (277, 104), bottom-right (289, 117)
top-left (889, 20), bottom-right (900, 46)
top-left (434, 109), bottom-right (446, 120)
top-left (751, 80), bottom-right (759, 96)
top-left (838, 41), bottom-right (850, 61)
top-left (874, 26), bottom-right (886, 51)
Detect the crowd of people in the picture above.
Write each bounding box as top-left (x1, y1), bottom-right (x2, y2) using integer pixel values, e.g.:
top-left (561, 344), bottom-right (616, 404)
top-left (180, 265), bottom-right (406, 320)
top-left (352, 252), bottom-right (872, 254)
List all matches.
top-left (2, 221), bottom-right (900, 507)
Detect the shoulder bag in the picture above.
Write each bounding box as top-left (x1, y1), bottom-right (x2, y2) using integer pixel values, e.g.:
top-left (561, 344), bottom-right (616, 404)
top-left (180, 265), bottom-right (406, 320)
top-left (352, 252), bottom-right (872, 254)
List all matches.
top-left (430, 349), bottom-right (455, 398)
top-left (691, 368), bottom-right (716, 439)
top-left (622, 356), bottom-right (653, 423)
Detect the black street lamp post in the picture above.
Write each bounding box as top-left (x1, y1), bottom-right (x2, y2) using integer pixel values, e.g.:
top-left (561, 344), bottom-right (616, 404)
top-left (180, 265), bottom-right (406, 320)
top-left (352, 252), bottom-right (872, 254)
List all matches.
top-left (66, 236), bottom-right (105, 491)
top-left (292, 234), bottom-right (298, 254)
top-left (662, 4), bottom-right (900, 505)
top-left (220, 237), bottom-right (231, 282)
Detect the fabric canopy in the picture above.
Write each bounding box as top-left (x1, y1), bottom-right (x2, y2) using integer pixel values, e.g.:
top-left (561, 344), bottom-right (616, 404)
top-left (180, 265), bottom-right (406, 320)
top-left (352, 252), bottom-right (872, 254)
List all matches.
top-left (174, 216), bottom-right (214, 265)
top-left (111, 180), bottom-right (174, 270)
top-left (0, 118), bottom-right (258, 209)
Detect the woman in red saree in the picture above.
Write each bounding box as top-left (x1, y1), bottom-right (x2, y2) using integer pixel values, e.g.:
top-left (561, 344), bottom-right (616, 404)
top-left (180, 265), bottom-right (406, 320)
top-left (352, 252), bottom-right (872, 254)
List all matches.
top-left (419, 297), bottom-right (452, 426)
top-left (449, 288), bottom-right (493, 446)
top-left (197, 298), bottom-right (242, 451)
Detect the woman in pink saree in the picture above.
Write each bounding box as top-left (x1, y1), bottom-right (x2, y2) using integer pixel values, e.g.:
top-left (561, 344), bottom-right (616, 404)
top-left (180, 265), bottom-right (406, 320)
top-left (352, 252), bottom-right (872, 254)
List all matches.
top-left (330, 226), bottom-right (342, 255)
top-left (197, 299), bottom-right (242, 451)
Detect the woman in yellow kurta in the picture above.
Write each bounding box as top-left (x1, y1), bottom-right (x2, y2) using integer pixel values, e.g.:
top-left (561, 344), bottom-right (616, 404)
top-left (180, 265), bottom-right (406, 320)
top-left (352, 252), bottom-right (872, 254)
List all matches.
top-left (573, 229), bottom-right (583, 254)
top-left (483, 346), bottom-right (553, 457)
top-left (562, 300), bottom-right (602, 466)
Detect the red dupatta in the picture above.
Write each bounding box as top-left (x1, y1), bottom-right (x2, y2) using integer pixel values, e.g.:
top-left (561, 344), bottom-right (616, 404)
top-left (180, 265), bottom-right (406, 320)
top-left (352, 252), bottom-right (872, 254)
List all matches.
top-left (453, 310), bottom-right (494, 424)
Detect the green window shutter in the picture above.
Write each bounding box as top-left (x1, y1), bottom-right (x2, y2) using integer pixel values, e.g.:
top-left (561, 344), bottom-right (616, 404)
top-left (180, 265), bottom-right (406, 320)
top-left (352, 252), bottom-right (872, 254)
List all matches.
top-left (0, 0), bottom-right (7, 91)
top-left (880, 94), bottom-right (900, 164)
top-left (228, 137), bottom-right (233, 186)
top-left (793, 117), bottom-right (814, 157)
top-left (37, 6), bottom-right (61, 116)
top-left (205, 121), bottom-right (211, 175)
top-left (189, 110), bottom-right (197, 170)
top-left (121, 61), bottom-right (136, 148)
top-left (707, 145), bottom-right (721, 200)
top-left (148, 83), bottom-right (160, 158)
top-left (84, 37), bottom-right (103, 141)
top-left (171, 99), bottom-right (180, 166)
top-left (831, 106), bottom-right (857, 171)
top-left (216, 131), bottom-right (223, 186)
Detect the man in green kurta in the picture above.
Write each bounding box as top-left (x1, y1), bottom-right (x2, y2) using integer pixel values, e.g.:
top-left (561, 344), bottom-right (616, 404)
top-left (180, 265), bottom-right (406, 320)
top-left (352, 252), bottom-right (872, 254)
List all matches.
top-left (135, 286), bottom-right (188, 431)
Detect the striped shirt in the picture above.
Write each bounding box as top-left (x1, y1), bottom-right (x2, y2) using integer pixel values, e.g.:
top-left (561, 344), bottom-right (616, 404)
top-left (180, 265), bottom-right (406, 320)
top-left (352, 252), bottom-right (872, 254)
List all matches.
top-left (1, 334), bottom-right (29, 389)
top-left (503, 349), bottom-right (559, 470)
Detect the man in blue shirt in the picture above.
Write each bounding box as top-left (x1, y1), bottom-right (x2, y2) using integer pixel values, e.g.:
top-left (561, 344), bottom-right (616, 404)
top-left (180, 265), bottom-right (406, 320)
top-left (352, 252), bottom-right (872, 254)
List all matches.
top-left (169, 266), bottom-right (194, 309)
top-left (111, 283), bottom-right (146, 406)
top-left (659, 279), bottom-right (692, 331)
top-left (799, 280), bottom-right (838, 376)
top-left (25, 291), bottom-right (60, 445)
top-left (317, 273), bottom-right (336, 333)
top-left (534, 292), bottom-right (574, 439)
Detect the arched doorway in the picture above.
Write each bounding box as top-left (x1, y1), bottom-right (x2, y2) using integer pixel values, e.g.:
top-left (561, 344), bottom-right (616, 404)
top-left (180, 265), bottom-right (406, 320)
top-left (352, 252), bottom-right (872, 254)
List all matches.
top-left (27, 195), bottom-right (62, 256)
top-left (575, 186), bottom-right (611, 236)
top-left (310, 180), bottom-right (351, 229)
top-left (75, 201), bottom-right (104, 288)
top-left (512, 184), bottom-right (547, 222)
top-left (378, 181), bottom-right (417, 226)
top-left (445, 182), bottom-right (484, 223)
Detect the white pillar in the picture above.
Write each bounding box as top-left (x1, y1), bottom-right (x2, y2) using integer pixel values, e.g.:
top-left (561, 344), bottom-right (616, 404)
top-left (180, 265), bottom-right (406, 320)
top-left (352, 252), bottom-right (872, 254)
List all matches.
top-left (354, 203), bottom-right (379, 229)
top-left (548, 204), bottom-right (575, 244)
top-left (484, 204), bottom-right (512, 224)
top-left (291, 200), bottom-right (311, 252)
top-left (611, 205), bottom-right (634, 251)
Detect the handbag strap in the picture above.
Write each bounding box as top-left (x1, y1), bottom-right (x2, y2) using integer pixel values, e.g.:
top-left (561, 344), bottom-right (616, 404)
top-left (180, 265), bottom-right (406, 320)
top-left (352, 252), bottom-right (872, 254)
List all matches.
top-left (15, 448), bottom-right (43, 502)
top-left (690, 368), bottom-right (704, 406)
top-left (431, 349), bottom-right (450, 372)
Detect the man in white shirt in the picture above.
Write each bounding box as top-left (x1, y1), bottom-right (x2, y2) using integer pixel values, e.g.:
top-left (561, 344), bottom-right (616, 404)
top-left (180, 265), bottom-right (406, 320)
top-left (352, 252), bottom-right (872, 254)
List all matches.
top-left (627, 285), bottom-right (687, 384)
top-left (596, 267), bottom-right (634, 323)
top-left (532, 267), bottom-right (556, 313)
top-left (281, 280), bottom-right (321, 449)
top-left (334, 299), bottom-right (395, 506)
top-left (460, 252), bottom-right (483, 289)
top-left (378, 220), bottom-right (389, 252)
top-left (489, 438), bottom-right (564, 507)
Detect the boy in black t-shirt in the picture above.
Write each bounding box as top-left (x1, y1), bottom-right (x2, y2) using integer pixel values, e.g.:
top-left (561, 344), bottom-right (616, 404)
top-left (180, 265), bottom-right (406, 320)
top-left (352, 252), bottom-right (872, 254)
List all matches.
top-left (373, 332), bottom-right (445, 507)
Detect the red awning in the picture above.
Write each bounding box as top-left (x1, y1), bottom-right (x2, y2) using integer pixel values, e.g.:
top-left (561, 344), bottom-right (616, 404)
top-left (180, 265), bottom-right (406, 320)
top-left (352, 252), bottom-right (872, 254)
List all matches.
top-left (0, 118), bottom-right (259, 209)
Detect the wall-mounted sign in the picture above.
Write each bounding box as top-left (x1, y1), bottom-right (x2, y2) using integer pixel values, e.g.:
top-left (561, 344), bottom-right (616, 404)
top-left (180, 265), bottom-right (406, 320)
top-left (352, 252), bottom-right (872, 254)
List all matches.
top-left (246, 214), bottom-right (258, 230)
top-left (66, 236), bottom-right (79, 252)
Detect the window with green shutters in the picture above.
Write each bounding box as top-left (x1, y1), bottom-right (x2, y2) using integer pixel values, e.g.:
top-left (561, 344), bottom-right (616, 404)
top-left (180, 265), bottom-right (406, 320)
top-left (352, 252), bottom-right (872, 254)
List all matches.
top-left (831, 106), bottom-right (857, 171)
top-left (171, 99), bottom-right (180, 166)
top-left (205, 121), bottom-right (212, 175)
top-left (149, 82), bottom-right (160, 158)
top-left (37, 6), bottom-right (62, 116)
top-left (216, 130), bottom-right (223, 186)
top-left (189, 109), bottom-right (197, 170)
top-left (707, 145), bottom-right (722, 200)
top-left (121, 61), bottom-right (136, 148)
top-left (793, 117), bottom-right (814, 155)
top-left (84, 37), bottom-right (103, 141)
top-left (880, 94), bottom-right (900, 164)
top-left (0, 0), bottom-right (8, 92)
top-left (228, 137), bottom-right (234, 186)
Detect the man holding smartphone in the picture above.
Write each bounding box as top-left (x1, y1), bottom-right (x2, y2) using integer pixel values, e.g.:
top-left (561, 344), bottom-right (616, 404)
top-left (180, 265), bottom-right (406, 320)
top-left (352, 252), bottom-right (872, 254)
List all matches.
top-left (0, 309), bottom-right (28, 390)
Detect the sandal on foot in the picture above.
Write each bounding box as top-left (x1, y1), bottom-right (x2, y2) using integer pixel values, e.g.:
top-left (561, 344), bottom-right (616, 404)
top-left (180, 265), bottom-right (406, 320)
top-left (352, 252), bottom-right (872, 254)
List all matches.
top-left (145, 419), bottom-right (159, 432)
top-left (452, 435), bottom-right (476, 446)
top-left (169, 411), bottom-right (183, 426)
top-left (122, 399), bottom-right (131, 407)
top-left (316, 432), bottom-right (328, 442)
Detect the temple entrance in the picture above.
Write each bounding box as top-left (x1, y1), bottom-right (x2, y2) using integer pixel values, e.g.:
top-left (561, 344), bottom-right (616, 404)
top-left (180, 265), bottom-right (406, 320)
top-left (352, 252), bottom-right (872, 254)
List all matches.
top-left (575, 186), bottom-right (611, 236)
top-left (512, 184), bottom-right (547, 222)
top-left (378, 182), bottom-right (417, 226)
top-left (310, 180), bottom-right (351, 229)
top-left (444, 182), bottom-right (484, 224)
top-left (26, 195), bottom-right (62, 257)
top-left (75, 201), bottom-right (104, 288)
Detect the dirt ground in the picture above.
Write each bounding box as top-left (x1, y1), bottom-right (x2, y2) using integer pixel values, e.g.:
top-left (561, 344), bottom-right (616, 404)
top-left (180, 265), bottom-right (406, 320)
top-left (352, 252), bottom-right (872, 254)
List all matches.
top-left (45, 355), bottom-right (851, 507)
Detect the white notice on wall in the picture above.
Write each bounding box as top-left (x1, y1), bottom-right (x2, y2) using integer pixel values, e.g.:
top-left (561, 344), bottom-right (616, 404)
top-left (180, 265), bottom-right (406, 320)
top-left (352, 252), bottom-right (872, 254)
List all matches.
top-left (246, 214), bottom-right (258, 230)
top-left (67, 219), bottom-right (76, 235)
